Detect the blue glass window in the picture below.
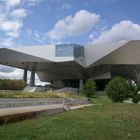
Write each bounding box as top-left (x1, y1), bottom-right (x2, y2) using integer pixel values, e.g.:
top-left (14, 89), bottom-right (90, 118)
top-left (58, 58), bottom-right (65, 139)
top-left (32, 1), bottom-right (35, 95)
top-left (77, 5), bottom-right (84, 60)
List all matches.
top-left (55, 44), bottom-right (85, 57)
top-left (56, 44), bottom-right (74, 57)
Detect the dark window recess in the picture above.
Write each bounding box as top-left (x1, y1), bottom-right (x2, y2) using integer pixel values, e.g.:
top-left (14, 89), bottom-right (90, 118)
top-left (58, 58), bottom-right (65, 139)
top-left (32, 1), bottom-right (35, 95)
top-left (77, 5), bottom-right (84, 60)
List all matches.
top-left (74, 46), bottom-right (84, 57)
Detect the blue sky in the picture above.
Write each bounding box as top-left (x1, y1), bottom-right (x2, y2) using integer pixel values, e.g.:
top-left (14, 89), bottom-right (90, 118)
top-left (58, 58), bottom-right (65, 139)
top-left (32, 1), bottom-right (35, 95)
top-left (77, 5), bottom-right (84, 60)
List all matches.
top-left (0, 0), bottom-right (140, 81)
top-left (0, 0), bottom-right (140, 47)
top-left (17, 0), bottom-right (140, 45)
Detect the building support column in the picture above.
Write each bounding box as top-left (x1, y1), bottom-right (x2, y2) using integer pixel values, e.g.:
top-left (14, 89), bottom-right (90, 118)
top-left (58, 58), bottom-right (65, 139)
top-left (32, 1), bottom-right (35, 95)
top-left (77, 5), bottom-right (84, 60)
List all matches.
top-left (23, 69), bottom-right (27, 85)
top-left (79, 79), bottom-right (83, 93)
top-left (30, 70), bottom-right (35, 86)
top-left (135, 68), bottom-right (140, 86)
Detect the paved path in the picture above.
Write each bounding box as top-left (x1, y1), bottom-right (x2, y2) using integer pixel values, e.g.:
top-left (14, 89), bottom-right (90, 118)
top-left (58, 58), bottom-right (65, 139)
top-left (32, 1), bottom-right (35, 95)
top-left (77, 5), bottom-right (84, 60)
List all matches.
top-left (0, 104), bottom-right (63, 117)
top-left (0, 98), bottom-right (91, 124)
top-left (70, 104), bottom-right (93, 110)
top-left (0, 104), bottom-right (93, 117)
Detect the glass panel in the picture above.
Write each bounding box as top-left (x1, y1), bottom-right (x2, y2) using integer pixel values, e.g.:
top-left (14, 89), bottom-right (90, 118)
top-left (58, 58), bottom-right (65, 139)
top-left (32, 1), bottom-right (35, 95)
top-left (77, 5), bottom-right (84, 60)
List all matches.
top-left (55, 44), bottom-right (85, 57)
top-left (56, 44), bottom-right (74, 57)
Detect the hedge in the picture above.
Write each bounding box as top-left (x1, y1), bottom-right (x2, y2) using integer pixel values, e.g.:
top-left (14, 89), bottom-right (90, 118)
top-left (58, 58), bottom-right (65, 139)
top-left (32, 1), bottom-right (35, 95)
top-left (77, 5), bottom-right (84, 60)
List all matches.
top-left (0, 79), bottom-right (25, 90)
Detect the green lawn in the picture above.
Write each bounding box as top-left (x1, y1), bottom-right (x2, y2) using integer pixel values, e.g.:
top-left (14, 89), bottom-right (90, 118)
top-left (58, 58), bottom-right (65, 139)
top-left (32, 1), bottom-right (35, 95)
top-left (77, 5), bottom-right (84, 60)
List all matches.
top-left (0, 94), bottom-right (140, 140)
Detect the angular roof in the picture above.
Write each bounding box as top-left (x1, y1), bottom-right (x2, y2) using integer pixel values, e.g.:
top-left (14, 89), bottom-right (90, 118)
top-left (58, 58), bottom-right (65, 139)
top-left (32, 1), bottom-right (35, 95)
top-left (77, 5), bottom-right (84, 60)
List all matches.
top-left (85, 40), bottom-right (128, 67)
top-left (0, 40), bottom-right (140, 70)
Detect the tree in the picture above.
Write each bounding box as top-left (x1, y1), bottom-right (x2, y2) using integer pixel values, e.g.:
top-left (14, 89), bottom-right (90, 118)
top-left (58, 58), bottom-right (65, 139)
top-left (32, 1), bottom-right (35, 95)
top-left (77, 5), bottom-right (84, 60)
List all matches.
top-left (82, 79), bottom-right (96, 97)
top-left (105, 77), bottom-right (130, 102)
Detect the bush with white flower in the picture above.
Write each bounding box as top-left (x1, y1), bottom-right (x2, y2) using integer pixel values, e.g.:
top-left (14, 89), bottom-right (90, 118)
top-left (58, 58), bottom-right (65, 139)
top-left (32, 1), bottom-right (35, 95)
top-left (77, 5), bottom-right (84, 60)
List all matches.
top-left (106, 77), bottom-right (140, 103)
top-left (128, 80), bottom-right (140, 103)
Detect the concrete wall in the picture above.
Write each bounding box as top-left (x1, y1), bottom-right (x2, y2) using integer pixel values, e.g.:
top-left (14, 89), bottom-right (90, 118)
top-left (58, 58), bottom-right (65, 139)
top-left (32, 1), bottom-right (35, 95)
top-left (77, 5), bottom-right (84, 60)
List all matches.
top-left (94, 41), bottom-right (140, 65)
top-left (84, 41), bottom-right (127, 67)
top-left (11, 45), bottom-right (74, 62)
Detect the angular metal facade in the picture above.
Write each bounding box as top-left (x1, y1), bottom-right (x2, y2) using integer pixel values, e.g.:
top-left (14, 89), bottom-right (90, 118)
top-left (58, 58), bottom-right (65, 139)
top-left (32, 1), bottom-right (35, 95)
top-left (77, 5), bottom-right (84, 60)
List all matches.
top-left (0, 40), bottom-right (140, 87)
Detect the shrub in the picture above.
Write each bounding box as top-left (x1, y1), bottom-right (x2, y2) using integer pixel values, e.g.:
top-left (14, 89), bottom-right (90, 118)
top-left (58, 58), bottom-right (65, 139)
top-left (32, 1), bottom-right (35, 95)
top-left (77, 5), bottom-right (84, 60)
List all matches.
top-left (82, 79), bottom-right (96, 97)
top-left (128, 81), bottom-right (140, 103)
top-left (105, 77), bottom-right (130, 102)
top-left (0, 79), bottom-right (25, 90)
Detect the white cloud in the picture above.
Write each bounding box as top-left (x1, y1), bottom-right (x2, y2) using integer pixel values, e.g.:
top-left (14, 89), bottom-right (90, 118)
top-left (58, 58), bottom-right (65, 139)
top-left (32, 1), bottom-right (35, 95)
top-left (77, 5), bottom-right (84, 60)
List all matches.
top-left (0, 0), bottom-right (44, 82)
top-left (9, 8), bottom-right (27, 18)
top-left (0, 19), bottom-right (23, 38)
top-left (0, 68), bottom-right (23, 79)
top-left (27, 29), bottom-right (45, 43)
top-left (0, 0), bottom-right (42, 45)
top-left (47, 10), bottom-right (100, 41)
top-left (0, 38), bottom-right (15, 47)
top-left (62, 3), bottom-right (70, 10)
top-left (0, 67), bottom-right (48, 85)
top-left (0, 12), bottom-right (6, 21)
top-left (6, 31), bottom-right (20, 38)
top-left (89, 34), bottom-right (94, 40)
top-left (25, 0), bottom-right (42, 6)
top-left (3, 0), bottom-right (21, 7)
top-left (0, 20), bottom-right (23, 31)
top-left (34, 31), bottom-right (40, 38)
top-left (92, 20), bottom-right (140, 44)
top-left (0, 65), bottom-right (16, 73)
top-left (3, 0), bottom-right (41, 7)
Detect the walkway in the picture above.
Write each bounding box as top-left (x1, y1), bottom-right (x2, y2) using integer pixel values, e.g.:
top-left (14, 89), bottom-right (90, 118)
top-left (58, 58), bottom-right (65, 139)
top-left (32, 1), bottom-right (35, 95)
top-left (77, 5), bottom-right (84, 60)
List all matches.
top-left (0, 98), bottom-right (90, 124)
top-left (0, 104), bottom-right (64, 124)
top-left (0, 104), bottom-right (63, 117)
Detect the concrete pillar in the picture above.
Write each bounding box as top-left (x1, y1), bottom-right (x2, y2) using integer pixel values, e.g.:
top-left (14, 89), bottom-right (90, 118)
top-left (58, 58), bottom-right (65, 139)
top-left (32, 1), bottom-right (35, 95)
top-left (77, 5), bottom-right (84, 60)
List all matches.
top-left (79, 79), bottom-right (83, 93)
top-left (23, 69), bottom-right (27, 85)
top-left (30, 70), bottom-right (35, 86)
top-left (135, 68), bottom-right (140, 86)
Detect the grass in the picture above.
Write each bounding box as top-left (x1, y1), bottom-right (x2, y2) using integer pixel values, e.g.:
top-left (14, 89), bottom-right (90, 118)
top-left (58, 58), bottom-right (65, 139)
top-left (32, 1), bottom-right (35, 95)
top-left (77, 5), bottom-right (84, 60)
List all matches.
top-left (0, 94), bottom-right (140, 140)
top-left (0, 92), bottom-right (84, 98)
